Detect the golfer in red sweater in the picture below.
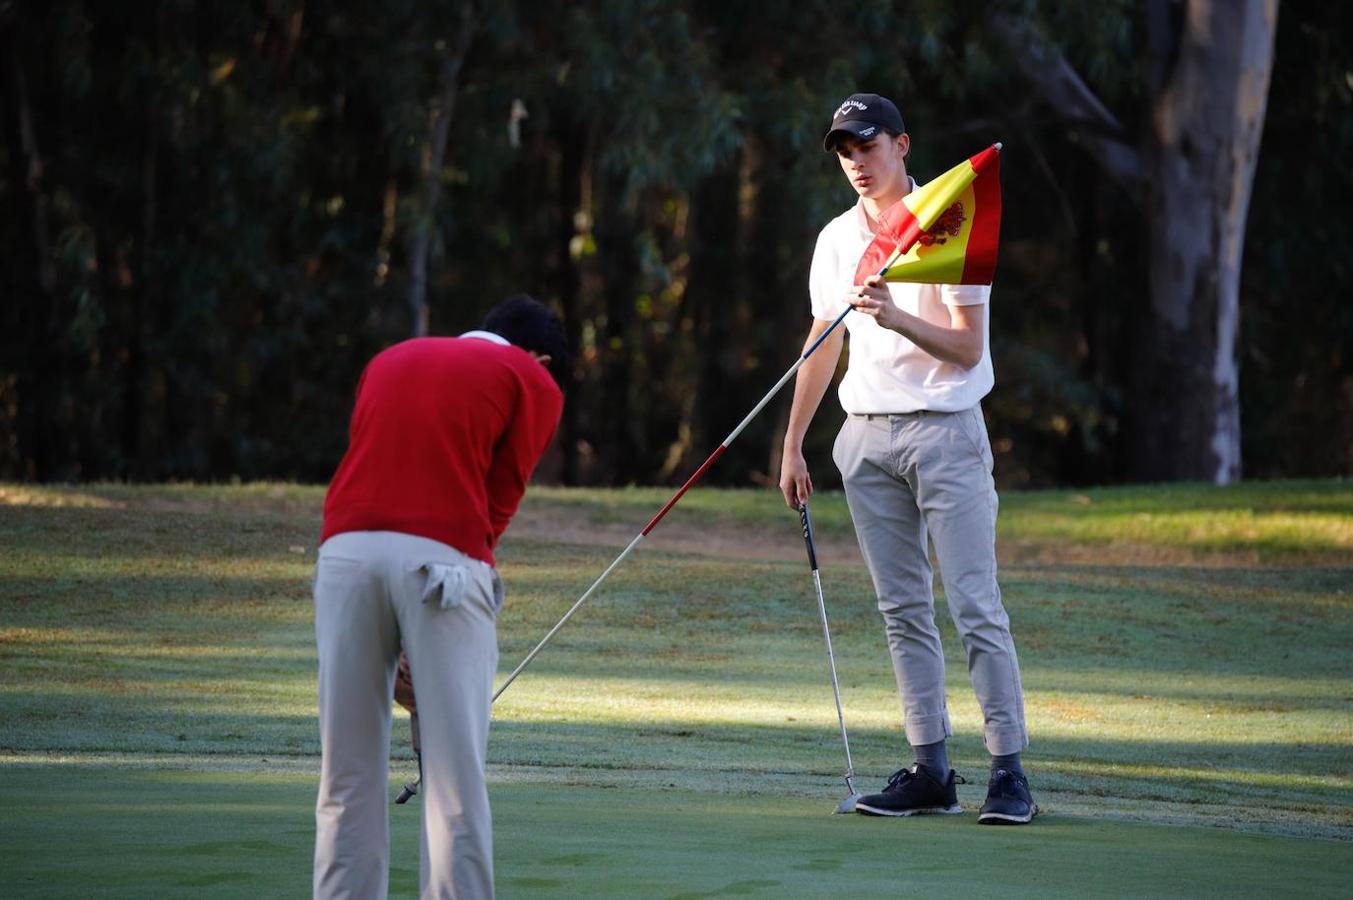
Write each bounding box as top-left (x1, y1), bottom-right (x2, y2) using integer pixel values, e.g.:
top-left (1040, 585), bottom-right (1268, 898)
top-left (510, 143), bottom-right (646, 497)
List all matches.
top-left (313, 295), bottom-right (565, 900)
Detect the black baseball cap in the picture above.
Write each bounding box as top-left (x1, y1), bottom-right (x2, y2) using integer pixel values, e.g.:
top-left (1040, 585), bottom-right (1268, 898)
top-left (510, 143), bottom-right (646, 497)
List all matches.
top-left (823, 93), bottom-right (906, 151)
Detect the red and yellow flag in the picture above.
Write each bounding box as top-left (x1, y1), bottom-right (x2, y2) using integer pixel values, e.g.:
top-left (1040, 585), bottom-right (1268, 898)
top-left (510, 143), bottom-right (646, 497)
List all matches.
top-left (854, 144), bottom-right (1002, 286)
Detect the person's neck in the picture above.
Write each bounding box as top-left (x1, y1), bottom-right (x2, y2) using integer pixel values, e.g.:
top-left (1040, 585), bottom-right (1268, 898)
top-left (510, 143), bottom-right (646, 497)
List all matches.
top-left (861, 172), bottom-right (911, 232)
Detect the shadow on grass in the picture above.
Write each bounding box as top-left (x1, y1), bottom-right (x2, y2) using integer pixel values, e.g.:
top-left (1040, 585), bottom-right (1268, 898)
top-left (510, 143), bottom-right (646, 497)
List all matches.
top-left (7, 629), bottom-right (1347, 707)
top-left (8, 576), bottom-right (1338, 693)
top-left (5, 702), bottom-right (1348, 803)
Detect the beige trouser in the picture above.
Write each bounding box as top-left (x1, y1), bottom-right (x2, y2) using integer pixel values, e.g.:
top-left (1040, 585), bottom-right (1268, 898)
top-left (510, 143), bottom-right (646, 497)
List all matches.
top-left (833, 406), bottom-right (1028, 756)
top-left (313, 531), bottom-right (502, 900)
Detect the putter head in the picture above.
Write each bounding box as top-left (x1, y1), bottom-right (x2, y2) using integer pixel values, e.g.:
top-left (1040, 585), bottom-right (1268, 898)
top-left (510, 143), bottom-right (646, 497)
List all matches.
top-left (832, 774), bottom-right (862, 814)
top-left (394, 780), bottom-right (418, 805)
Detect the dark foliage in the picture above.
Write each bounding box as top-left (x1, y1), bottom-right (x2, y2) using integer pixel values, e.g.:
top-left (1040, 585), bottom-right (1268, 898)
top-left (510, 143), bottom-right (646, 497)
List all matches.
top-left (0, 0), bottom-right (1345, 485)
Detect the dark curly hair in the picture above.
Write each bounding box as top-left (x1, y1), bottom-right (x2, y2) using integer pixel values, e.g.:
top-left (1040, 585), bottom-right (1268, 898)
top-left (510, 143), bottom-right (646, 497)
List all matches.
top-left (482, 294), bottom-right (569, 388)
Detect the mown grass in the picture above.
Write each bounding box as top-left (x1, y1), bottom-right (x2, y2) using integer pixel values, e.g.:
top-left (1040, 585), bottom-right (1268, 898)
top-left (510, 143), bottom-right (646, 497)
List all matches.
top-left (1, 480), bottom-right (1351, 896)
top-left (3, 767), bottom-right (1349, 899)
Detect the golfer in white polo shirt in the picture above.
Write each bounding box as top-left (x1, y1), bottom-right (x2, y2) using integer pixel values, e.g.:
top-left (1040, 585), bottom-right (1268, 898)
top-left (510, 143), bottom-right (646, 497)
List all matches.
top-left (779, 93), bottom-right (1035, 824)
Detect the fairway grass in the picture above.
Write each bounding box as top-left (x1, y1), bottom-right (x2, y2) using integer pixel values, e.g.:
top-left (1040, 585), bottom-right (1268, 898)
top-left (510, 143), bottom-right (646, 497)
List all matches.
top-left (1, 481), bottom-right (1351, 896)
top-left (2, 766), bottom-right (1350, 899)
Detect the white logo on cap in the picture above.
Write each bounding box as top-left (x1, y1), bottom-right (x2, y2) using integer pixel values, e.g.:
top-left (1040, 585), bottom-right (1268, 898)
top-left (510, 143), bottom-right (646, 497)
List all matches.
top-left (835, 98), bottom-right (869, 119)
top-left (860, 125), bottom-right (876, 137)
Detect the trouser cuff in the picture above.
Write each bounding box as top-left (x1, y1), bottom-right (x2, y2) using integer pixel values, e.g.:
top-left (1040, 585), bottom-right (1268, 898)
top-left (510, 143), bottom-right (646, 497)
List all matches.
top-left (983, 725), bottom-right (1028, 757)
top-left (903, 712), bottom-right (952, 749)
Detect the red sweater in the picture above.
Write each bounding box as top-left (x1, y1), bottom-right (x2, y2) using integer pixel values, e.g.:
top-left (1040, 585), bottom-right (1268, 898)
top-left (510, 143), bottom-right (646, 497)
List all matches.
top-left (321, 336), bottom-right (563, 566)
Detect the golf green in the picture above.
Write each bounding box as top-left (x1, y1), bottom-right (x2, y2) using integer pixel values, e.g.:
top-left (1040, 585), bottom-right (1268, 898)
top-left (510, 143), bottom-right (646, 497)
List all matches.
top-left (2, 482), bottom-right (1349, 895)
top-left (1, 765), bottom-right (1348, 898)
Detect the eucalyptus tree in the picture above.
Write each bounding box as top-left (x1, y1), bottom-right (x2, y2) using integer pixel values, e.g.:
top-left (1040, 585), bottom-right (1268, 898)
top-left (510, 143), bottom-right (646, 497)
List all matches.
top-left (990, 0), bottom-right (1279, 483)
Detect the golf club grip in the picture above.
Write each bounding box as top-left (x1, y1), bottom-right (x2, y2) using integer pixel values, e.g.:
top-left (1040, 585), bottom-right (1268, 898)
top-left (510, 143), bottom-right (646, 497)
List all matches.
top-left (799, 502), bottom-right (818, 571)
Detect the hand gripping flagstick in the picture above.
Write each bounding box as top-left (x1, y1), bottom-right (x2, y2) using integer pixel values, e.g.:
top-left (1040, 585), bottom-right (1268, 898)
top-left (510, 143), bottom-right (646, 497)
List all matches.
top-left (491, 143), bottom-right (1003, 704)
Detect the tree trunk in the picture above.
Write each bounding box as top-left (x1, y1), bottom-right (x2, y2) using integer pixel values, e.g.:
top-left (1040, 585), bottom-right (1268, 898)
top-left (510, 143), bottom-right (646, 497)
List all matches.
top-left (991, 3), bottom-right (1277, 484)
top-left (1, 8), bottom-right (56, 480)
top-left (593, 172), bottom-right (642, 484)
top-left (744, 135), bottom-right (831, 487)
top-left (1136, 0), bottom-right (1277, 483)
top-left (554, 115), bottom-right (586, 484)
top-left (123, 3), bottom-right (167, 480)
top-left (683, 165), bottom-right (740, 472)
top-left (406, 4), bottom-right (475, 337)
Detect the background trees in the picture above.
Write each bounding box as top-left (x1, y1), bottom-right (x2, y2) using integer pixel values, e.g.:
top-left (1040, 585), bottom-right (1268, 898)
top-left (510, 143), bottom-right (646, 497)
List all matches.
top-left (994, 1), bottom-right (1279, 484)
top-left (2, 0), bottom-right (1345, 487)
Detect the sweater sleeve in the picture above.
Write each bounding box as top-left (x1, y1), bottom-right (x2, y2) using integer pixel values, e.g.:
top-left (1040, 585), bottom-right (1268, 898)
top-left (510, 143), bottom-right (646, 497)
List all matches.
top-left (484, 368), bottom-right (564, 546)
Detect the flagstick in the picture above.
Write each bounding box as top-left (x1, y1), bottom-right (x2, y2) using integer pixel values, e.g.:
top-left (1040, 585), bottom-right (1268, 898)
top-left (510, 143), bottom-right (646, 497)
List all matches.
top-left (492, 301), bottom-right (857, 702)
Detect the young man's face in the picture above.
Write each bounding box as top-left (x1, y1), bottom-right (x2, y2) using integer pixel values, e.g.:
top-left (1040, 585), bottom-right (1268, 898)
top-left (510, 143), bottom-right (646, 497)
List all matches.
top-left (834, 132), bottom-right (910, 201)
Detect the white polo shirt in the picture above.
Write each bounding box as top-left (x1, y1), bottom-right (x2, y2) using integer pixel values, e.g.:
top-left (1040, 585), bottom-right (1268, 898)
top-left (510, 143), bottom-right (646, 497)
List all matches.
top-left (808, 193), bottom-right (994, 415)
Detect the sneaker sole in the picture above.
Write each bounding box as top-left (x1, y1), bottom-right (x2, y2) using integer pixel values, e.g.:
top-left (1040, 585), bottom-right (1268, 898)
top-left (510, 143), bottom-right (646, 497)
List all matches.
top-left (977, 805), bottom-right (1038, 825)
top-left (855, 803), bottom-right (963, 817)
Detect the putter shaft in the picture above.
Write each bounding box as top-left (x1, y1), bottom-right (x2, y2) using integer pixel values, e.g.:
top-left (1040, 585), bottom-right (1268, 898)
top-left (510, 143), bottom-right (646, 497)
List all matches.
top-left (394, 710), bottom-right (424, 802)
top-left (800, 502), bottom-right (857, 796)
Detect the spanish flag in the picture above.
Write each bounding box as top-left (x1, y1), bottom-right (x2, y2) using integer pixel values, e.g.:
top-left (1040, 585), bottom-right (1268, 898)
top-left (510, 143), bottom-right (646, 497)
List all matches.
top-left (854, 144), bottom-right (1002, 286)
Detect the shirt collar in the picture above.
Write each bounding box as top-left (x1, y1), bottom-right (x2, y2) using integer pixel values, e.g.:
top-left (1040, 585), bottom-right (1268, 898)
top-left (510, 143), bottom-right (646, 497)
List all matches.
top-left (459, 330), bottom-right (510, 346)
top-left (853, 176), bottom-right (919, 239)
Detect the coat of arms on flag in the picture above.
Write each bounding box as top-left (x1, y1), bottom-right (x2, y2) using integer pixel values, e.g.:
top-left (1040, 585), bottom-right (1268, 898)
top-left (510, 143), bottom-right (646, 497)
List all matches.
top-left (854, 144), bottom-right (1002, 286)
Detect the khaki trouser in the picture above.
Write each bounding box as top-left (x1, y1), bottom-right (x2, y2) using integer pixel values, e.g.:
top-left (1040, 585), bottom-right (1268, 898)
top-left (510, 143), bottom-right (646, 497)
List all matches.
top-left (833, 406), bottom-right (1028, 756)
top-left (314, 531), bottom-right (502, 900)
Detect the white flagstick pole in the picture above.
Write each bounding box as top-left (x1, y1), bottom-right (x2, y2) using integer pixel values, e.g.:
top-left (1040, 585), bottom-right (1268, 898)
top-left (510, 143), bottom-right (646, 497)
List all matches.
top-left (492, 303), bottom-right (855, 702)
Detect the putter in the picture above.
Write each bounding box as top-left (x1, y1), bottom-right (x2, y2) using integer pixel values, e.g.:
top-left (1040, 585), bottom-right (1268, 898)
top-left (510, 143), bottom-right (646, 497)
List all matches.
top-left (394, 712), bottom-right (422, 804)
top-left (798, 501), bottom-right (863, 814)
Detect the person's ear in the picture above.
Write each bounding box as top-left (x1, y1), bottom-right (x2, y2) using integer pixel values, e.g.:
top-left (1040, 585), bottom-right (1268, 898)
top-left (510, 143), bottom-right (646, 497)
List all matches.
top-left (529, 352), bottom-right (553, 368)
top-left (896, 133), bottom-right (910, 159)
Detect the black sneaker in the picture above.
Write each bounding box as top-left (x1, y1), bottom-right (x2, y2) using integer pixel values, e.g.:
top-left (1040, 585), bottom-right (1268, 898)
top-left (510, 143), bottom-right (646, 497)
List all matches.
top-left (855, 765), bottom-right (964, 817)
top-left (977, 768), bottom-right (1037, 824)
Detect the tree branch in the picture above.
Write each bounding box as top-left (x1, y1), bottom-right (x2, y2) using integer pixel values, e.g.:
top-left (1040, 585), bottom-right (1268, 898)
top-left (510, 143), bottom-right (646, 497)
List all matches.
top-left (989, 12), bottom-right (1145, 199)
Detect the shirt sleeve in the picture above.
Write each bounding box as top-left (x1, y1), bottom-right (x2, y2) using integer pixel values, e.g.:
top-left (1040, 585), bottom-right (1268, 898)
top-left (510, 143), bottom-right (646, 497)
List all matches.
top-left (808, 228), bottom-right (847, 321)
top-left (939, 283), bottom-right (991, 306)
top-left (484, 367), bottom-right (564, 547)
